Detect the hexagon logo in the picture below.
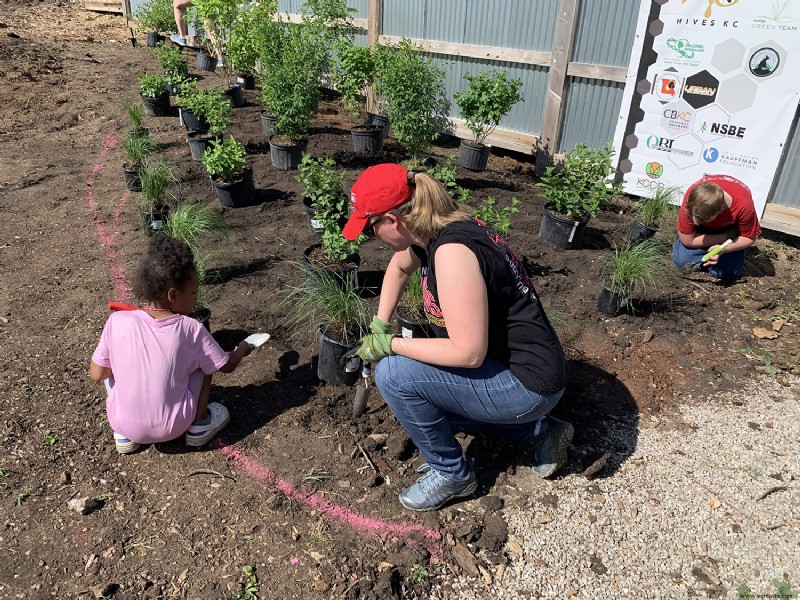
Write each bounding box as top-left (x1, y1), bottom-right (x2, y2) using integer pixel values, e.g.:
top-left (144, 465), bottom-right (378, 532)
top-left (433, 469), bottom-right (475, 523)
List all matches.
top-left (702, 146), bottom-right (720, 164)
top-left (660, 99), bottom-right (695, 133)
top-left (692, 105), bottom-right (731, 143)
top-left (682, 70), bottom-right (719, 109)
top-left (717, 74), bottom-right (758, 114)
top-left (652, 68), bottom-right (683, 104)
top-left (746, 41), bottom-right (787, 81)
top-left (711, 38), bottom-right (746, 74)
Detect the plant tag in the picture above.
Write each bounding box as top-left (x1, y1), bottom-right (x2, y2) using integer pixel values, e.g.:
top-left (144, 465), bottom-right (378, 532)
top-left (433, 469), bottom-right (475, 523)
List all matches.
top-left (310, 219), bottom-right (324, 230)
top-left (401, 327), bottom-right (413, 339)
top-left (152, 220), bottom-right (163, 230)
top-left (568, 222), bottom-right (579, 243)
top-left (244, 333), bottom-right (271, 348)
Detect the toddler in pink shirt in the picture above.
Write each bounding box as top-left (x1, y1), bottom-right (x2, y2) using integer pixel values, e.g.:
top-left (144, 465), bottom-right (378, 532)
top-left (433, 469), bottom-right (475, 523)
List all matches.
top-left (90, 236), bottom-right (254, 453)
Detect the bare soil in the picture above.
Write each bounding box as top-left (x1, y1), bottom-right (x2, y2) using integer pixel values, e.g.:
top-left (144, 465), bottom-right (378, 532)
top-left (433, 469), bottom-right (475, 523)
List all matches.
top-left (1, 2), bottom-right (799, 598)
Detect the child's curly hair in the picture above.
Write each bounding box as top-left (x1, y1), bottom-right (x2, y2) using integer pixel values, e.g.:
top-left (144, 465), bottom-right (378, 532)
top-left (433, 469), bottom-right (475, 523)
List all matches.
top-left (133, 236), bottom-right (196, 302)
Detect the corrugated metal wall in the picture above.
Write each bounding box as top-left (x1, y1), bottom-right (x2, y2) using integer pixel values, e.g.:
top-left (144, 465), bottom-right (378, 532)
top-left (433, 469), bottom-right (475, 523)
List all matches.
top-left (771, 115), bottom-right (800, 210)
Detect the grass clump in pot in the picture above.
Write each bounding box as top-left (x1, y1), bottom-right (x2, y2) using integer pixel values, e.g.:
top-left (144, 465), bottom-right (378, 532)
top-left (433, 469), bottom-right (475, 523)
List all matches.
top-left (284, 264), bottom-right (370, 346)
top-left (122, 99), bottom-right (147, 137)
top-left (600, 240), bottom-right (669, 310)
top-left (637, 185), bottom-right (679, 229)
top-left (164, 202), bottom-right (228, 286)
top-left (123, 132), bottom-right (155, 170)
top-left (139, 159), bottom-right (175, 210)
top-left (397, 270), bottom-right (425, 322)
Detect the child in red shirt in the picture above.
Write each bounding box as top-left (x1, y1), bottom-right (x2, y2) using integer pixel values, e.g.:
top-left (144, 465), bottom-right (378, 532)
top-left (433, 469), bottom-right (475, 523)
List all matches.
top-left (671, 174), bottom-right (761, 281)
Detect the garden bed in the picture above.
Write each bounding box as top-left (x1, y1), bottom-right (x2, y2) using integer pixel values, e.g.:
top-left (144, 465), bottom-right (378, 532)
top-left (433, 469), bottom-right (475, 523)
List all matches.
top-left (1, 3), bottom-right (799, 598)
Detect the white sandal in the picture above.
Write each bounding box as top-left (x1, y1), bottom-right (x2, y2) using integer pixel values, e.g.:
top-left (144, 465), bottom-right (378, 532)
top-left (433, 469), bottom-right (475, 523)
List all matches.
top-left (185, 402), bottom-right (230, 447)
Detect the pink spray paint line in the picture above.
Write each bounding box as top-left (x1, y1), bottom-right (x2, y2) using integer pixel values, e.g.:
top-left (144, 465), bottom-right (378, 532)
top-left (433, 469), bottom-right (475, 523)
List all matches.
top-left (86, 129), bottom-right (132, 303)
top-left (216, 440), bottom-right (444, 560)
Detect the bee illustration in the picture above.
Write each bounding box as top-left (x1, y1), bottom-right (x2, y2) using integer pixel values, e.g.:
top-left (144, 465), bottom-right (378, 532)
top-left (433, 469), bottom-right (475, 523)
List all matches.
top-left (681, 0), bottom-right (741, 19)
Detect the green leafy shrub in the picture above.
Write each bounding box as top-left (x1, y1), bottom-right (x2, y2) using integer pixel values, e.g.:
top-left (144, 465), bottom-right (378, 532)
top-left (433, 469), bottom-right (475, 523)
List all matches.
top-left (374, 38), bottom-right (448, 160)
top-left (139, 73), bottom-right (167, 98)
top-left (201, 136), bottom-right (248, 182)
top-left (454, 70), bottom-right (523, 146)
top-left (296, 154), bottom-right (348, 223)
top-left (153, 44), bottom-right (189, 78)
top-left (425, 155), bottom-right (470, 203)
top-left (176, 86), bottom-right (231, 135)
top-left (473, 196), bottom-right (520, 237)
top-left (332, 43), bottom-right (375, 120)
top-left (133, 0), bottom-right (174, 34)
top-left (227, 1), bottom-right (275, 76)
top-left (537, 142), bottom-right (618, 219)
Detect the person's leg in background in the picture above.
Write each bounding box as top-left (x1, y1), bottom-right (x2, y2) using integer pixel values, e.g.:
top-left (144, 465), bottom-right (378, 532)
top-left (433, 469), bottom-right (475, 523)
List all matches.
top-left (170, 0), bottom-right (192, 46)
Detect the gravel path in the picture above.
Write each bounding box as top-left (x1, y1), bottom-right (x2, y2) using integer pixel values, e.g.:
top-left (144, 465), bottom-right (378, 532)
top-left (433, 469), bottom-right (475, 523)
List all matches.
top-left (433, 374), bottom-right (800, 599)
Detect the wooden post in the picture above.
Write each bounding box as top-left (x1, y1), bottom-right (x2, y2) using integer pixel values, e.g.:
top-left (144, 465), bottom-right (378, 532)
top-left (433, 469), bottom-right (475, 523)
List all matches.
top-left (366, 0), bottom-right (384, 114)
top-left (535, 0), bottom-right (580, 175)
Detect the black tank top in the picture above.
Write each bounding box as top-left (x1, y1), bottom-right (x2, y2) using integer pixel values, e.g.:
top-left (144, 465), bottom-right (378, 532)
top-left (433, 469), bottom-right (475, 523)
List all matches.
top-left (413, 218), bottom-right (566, 393)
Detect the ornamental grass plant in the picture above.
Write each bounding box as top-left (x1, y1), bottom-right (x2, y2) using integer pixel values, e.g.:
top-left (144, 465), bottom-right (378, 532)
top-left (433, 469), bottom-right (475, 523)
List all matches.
top-left (638, 185), bottom-right (679, 229)
top-left (601, 240), bottom-right (669, 308)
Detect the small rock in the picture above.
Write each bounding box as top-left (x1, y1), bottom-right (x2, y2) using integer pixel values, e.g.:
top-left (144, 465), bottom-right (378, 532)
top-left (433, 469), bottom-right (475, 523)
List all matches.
top-left (707, 496), bottom-right (721, 509)
top-left (90, 583), bottom-right (117, 598)
top-left (641, 329), bottom-right (654, 343)
top-left (367, 433), bottom-right (389, 445)
top-left (59, 471), bottom-right (71, 485)
top-left (312, 579), bottom-right (330, 593)
top-left (589, 554), bottom-right (607, 575)
top-left (452, 543), bottom-right (480, 577)
top-left (68, 497), bottom-right (101, 515)
top-left (479, 495), bottom-right (503, 512)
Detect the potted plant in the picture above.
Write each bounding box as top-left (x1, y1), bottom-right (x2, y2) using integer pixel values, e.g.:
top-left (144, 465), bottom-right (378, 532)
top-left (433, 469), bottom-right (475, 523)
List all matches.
top-left (177, 86), bottom-right (231, 160)
top-left (133, 0), bottom-right (173, 46)
top-left (373, 38), bottom-right (447, 164)
top-left (453, 70), bottom-right (523, 171)
top-left (153, 44), bottom-right (189, 95)
top-left (598, 240), bottom-right (668, 316)
top-left (201, 136), bottom-right (255, 207)
top-left (227, 0), bottom-right (275, 89)
top-left (122, 98), bottom-right (149, 139)
top-left (295, 154), bottom-right (348, 234)
top-left (164, 201), bottom-right (229, 329)
top-left (189, 0), bottom-right (237, 72)
top-left (284, 264), bottom-right (370, 385)
top-left (121, 133), bottom-right (155, 192)
top-left (139, 73), bottom-right (170, 117)
top-left (537, 142), bottom-right (618, 249)
top-left (396, 271), bottom-right (432, 338)
top-left (626, 185), bottom-right (679, 245)
top-left (332, 42), bottom-right (382, 153)
top-left (472, 196), bottom-right (520, 238)
top-left (261, 25), bottom-right (320, 170)
top-left (138, 159), bottom-right (175, 237)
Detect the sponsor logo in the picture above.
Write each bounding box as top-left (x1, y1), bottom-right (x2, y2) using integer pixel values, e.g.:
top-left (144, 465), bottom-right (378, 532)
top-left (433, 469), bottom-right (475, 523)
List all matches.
top-left (646, 135), bottom-right (694, 156)
top-left (703, 147), bottom-right (719, 163)
top-left (714, 150), bottom-right (759, 170)
top-left (663, 108), bottom-right (694, 131)
top-left (678, 0), bottom-right (741, 20)
top-left (682, 70), bottom-right (719, 108)
top-left (645, 162), bottom-right (664, 179)
top-left (666, 37), bottom-right (705, 59)
top-left (653, 73), bottom-right (682, 101)
top-left (674, 17), bottom-right (739, 28)
top-left (636, 178), bottom-right (680, 193)
top-left (755, 2), bottom-right (796, 28)
top-left (749, 47), bottom-right (780, 77)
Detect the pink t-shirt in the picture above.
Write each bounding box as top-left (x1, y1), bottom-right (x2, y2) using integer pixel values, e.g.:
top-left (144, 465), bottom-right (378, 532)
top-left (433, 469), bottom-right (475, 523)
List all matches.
top-left (91, 310), bottom-right (229, 443)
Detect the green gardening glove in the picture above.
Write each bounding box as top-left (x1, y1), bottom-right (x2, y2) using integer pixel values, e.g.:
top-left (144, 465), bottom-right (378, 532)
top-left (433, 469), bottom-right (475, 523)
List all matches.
top-left (369, 315), bottom-right (392, 334)
top-left (354, 334), bottom-right (396, 363)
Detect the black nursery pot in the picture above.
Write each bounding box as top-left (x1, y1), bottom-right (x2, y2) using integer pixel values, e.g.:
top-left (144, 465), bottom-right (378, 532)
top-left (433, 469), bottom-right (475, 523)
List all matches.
top-left (139, 205), bottom-right (170, 237)
top-left (140, 93), bottom-right (170, 117)
top-left (146, 32), bottom-right (165, 47)
top-left (597, 284), bottom-right (624, 317)
top-left (191, 306), bottom-right (211, 331)
top-left (260, 114), bottom-right (279, 138)
top-left (195, 53), bottom-right (217, 72)
top-left (351, 125), bottom-right (383, 153)
top-left (179, 107), bottom-right (208, 132)
top-left (187, 131), bottom-right (220, 162)
top-left (221, 85), bottom-right (246, 108)
top-left (269, 136), bottom-right (308, 171)
top-left (457, 141), bottom-right (491, 172)
top-left (302, 244), bottom-right (360, 291)
top-left (122, 164), bottom-right (141, 192)
top-left (210, 164), bottom-right (255, 208)
top-left (317, 328), bottom-right (360, 386)
top-left (625, 220), bottom-right (658, 245)
top-left (366, 113), bottom-right (390, 139)
top-left (235, 72), bottom-right (256, 90)
top-left (396, 313), bottom-right (434, 339)
top-left (539, 204), bottom-right (590, 249)
top-left (301, 197), bottom-right (325, 234)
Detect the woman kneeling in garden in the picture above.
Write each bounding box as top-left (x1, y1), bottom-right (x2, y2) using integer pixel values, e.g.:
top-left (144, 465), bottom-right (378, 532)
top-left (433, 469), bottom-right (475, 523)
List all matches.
top-left (344, 164), bottom-right (572, 511)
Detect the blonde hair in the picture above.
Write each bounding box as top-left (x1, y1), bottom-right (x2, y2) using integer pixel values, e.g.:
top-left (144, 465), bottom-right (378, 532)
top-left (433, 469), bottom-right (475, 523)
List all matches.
top-left (686, 182), bottom-right (726, 224)
top-left (390, 172), bottom-right (470, 240)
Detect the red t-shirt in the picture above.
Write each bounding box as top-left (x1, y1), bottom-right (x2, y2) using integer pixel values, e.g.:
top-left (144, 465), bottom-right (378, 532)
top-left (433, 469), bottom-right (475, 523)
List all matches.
top-left (677, 175), bottom-right (761, 239)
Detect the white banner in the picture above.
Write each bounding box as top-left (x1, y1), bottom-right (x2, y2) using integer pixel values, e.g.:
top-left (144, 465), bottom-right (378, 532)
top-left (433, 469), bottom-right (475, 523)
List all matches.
top-left (613, 0), bottom-right (800, 217)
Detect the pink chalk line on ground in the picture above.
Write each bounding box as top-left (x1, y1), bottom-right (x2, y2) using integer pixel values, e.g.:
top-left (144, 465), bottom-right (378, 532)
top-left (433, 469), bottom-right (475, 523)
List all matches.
top-left (86, 130), bottom-right (444, 562)
top-left (86, 128), bottom-right (131, 303)
top-left (216, 440), bottom-right (443, 560)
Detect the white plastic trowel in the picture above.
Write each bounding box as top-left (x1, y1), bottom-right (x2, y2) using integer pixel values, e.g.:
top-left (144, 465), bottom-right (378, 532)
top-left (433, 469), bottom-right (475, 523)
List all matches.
top-left (244, 333), bottom-right (271, 349)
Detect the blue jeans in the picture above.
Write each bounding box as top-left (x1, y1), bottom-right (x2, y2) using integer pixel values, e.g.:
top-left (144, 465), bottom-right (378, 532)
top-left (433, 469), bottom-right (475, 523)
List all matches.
top-left (374, 355), bottom-right (564, 476)
top-left (671, 237), bottom-right (745, 280)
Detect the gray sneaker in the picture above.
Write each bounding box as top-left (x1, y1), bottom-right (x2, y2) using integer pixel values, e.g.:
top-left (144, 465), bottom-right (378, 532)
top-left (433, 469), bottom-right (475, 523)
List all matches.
top-left (399, 464), bottom-right (477, 511)
top-left (531, 416), bottom-right (573, 478)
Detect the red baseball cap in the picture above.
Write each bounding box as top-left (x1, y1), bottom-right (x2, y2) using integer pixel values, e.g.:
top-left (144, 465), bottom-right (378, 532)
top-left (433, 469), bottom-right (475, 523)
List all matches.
top-left (342, 164), bottom-right (414, 240)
